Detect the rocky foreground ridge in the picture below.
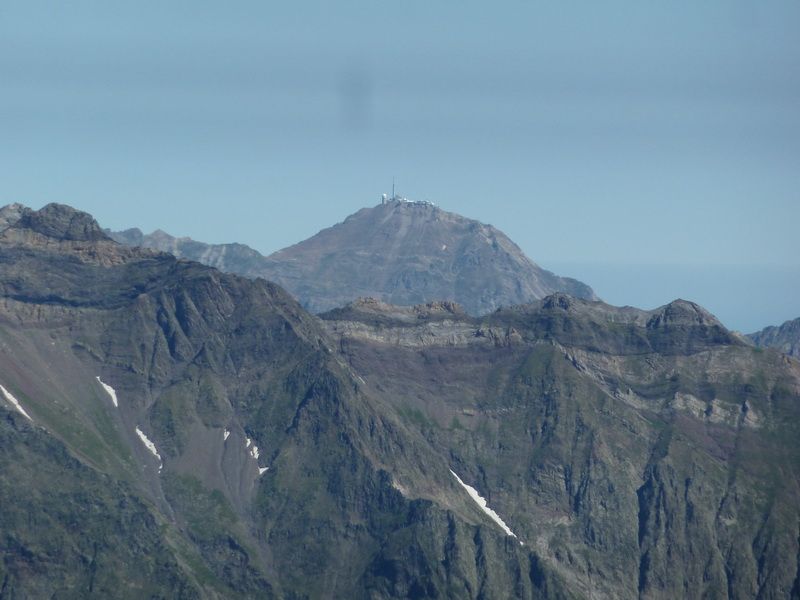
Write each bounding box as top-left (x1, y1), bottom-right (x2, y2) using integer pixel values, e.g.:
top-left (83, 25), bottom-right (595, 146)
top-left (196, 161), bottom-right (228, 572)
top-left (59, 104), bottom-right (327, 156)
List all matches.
top-left (320, 295), bottom-right (800, 598)
top-left (0, 203), bottom-right (799, 599)
top-left (109, 197), bottom-right (596, 315)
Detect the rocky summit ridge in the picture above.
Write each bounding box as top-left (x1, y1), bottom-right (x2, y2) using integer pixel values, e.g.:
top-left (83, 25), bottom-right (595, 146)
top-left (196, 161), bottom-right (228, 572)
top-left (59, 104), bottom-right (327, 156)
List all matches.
top-left (749, 317), bottom-right (800, 358)
top-left (16, 202), bottom-right (111, 242)
top-left (109, 197), bottom-right (597, 315)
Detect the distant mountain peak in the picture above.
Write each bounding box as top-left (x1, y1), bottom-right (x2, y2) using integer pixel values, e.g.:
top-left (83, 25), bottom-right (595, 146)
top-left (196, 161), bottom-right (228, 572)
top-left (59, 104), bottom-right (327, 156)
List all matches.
top-left (647, 298), bottom-right (724, 329)
top-left (748, 316), bottom-right (800, 357)
top-left (112, 199), bottom-right (597, 316)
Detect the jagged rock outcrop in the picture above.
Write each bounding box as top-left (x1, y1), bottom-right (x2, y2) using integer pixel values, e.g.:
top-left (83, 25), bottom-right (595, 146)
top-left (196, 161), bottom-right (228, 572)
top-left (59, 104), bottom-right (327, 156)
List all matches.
top-left (749, 317), bottom-right (800, 358)
top-left (0, 203), bottom-right (25, 230)
top-left (15, 202), bottom-right (111, 242)
top-left (109, 199), bottom-right (597, 315)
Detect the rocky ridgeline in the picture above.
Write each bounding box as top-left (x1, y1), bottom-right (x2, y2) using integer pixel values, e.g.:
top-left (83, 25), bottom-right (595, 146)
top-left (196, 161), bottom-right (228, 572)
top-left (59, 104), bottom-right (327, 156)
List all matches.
top-left (109, 198), bottom-right (596, 315)
top-left (322, 294), bottom-right (800, 599)
top-left (749, 317), bottom-right (800, 358)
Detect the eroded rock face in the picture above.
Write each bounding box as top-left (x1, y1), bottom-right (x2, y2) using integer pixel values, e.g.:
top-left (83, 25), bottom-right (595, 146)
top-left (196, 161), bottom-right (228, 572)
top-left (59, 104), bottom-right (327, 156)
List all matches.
top-left (16, 203), bottom-right (110, 242)
top-left (0, 203), bottom-right (26, 230)
top-left (109, 199), bottom-right (597, 316)
top-left (749, 317), bottom-right (800, 358)
top-left (322, 297), bottom-right (800, 600)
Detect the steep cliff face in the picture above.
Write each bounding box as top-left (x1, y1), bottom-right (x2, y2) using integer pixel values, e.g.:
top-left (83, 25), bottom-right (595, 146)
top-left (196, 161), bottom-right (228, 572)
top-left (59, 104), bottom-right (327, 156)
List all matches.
top-left (0, 204), bottom-right (568, 599)
top-left (109, 199), bottom-right (596, 315)
top-left (749, 317), bottom-right (800, 358)
top-left (321, 296), bottom-right (800, 599)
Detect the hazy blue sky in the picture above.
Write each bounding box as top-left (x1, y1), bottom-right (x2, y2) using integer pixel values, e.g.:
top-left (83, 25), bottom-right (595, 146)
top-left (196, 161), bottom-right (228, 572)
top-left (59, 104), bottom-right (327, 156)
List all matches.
top-left (1, 1), bottom-right (798, 331)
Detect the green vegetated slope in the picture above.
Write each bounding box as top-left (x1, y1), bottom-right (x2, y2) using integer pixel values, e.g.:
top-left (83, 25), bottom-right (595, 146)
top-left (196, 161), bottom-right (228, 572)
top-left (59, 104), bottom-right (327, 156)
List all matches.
top-left (0, 205), bottom-right (570, 599)
top-left (321, 296), bottom-right (800, 599)
top-left (0, 412), bottom-right (199, 599)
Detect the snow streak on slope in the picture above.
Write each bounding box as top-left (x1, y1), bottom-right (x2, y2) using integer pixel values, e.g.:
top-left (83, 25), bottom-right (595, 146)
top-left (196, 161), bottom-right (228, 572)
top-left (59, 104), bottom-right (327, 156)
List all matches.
top-left (246, 437), bottom-right (267, 475)
top-left (0, 384), bottom-right (33, 421)
top-left (136, 427), bottom-right (163, 471)
top-left (96, 376), bottom-right (118, 407)
top-left (246, 437), bottom-right (260, 460)
top-left (450, 469), bottom-right (519, 541)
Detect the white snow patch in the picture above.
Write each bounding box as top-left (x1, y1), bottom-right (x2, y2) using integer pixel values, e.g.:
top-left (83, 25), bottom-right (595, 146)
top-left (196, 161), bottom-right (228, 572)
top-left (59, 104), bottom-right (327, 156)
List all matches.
top-left (0, 384), bottom-right (33, 421)
top-left (96, 376), bottom-right (118, 407)
top-left (245, 436), bottom-right (266, 471)
top-left (223, 428), bottom-right (230, 441)
top-left (135, 427), bottom-right (163, 471)
top-left (245, 437), bottom-right (260, 459)
top-left (450, 469), bottom-right (520, 542)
